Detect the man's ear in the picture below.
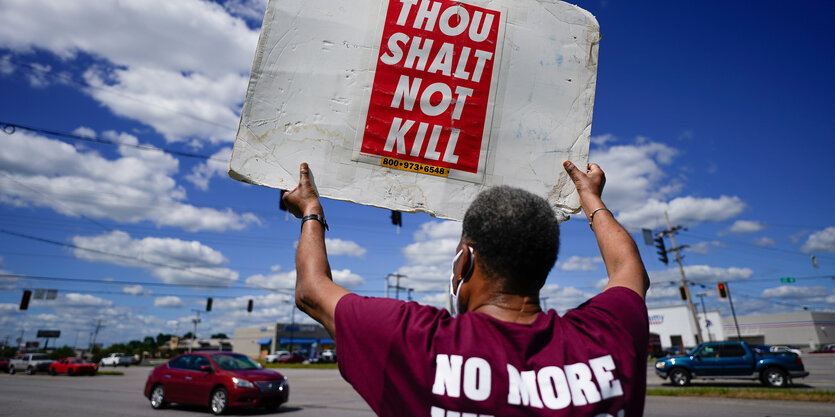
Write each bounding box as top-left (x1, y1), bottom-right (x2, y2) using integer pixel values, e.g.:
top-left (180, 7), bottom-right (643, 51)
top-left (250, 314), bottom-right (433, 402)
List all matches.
top-left (459, 244), bottom-right (475, 282)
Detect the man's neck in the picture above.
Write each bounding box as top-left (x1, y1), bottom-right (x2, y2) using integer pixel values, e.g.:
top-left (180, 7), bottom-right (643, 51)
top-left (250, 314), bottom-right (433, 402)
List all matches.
top-left (469, 293), bottom-right (542, 324)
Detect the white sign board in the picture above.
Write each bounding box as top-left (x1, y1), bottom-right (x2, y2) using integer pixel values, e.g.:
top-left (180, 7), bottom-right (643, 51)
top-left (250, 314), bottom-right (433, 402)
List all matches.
top-left (230, 0), bottom-right (600, 221)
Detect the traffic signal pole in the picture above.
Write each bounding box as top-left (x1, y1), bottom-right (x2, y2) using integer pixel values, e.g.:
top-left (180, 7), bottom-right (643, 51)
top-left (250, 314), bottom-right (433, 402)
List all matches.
top-left (725, 282), bottom-right (742, 340)
top-left (665, 212), bottom-right (705, 345)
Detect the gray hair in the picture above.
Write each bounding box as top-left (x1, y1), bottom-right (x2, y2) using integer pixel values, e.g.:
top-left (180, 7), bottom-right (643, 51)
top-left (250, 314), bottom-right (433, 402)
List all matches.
top-left (462, 186), bottom-right (560, 294)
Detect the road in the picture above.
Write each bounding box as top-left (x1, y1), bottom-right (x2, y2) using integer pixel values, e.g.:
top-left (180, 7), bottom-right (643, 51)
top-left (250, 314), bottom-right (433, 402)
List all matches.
top-left (0, 355), bottom-right (832, 417)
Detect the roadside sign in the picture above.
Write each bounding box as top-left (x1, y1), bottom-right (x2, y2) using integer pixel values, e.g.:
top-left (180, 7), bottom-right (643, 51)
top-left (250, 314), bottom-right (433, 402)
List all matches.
top-left (779, 277), bottom-right (796, 284)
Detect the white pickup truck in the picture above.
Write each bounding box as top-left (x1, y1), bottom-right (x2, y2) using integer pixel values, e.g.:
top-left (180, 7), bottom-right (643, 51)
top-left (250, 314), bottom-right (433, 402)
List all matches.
top-left (99, 353), bottom-right (132, 367)
top-left (9, 353), bottom-right (54, 375)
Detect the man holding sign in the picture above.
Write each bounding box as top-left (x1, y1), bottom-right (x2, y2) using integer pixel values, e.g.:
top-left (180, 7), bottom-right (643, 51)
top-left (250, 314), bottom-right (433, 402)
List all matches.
top-left (283, 160), bottom-right (649, 416)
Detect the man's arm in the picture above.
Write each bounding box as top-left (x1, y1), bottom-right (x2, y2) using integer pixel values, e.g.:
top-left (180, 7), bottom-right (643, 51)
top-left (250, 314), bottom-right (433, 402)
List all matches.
top-left (563, 161), bottom-right (650, 298)
top-left (282, 162), bottom-right (350, 338)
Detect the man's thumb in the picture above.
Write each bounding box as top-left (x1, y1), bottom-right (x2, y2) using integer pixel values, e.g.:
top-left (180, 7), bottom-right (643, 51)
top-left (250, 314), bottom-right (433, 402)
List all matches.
top-left (299, 162), bottom-right (310, 183)
top-left (563, 160), bottom-right (581, 181)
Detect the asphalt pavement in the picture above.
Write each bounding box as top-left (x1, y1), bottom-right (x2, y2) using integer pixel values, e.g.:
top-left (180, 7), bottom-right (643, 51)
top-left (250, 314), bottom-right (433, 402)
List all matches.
top-left (0, 354), bottom-right (833, 417)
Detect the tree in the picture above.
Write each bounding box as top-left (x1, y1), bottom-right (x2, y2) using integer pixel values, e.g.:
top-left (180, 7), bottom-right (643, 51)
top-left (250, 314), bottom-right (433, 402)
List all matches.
top-left (49, 346), bottom-right (76, 360)
top-left (210, 333), bottom-right (229, 339)
top-left (182, 332), bottom-right (194, 339)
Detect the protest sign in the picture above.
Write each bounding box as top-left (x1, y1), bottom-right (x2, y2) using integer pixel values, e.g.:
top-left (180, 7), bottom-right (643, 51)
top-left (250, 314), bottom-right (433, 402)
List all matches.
top-left (230, 0), bottom-right (600, 221)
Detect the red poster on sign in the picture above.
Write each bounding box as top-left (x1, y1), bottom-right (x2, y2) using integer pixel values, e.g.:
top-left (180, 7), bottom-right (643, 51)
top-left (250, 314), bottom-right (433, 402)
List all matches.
top-left (358, 0), bottom-right (502, 178)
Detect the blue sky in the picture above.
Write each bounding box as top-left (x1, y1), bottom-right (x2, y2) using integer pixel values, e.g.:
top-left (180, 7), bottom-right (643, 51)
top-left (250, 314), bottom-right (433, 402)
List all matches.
top-left (0, 0), bottom-right (833, 347)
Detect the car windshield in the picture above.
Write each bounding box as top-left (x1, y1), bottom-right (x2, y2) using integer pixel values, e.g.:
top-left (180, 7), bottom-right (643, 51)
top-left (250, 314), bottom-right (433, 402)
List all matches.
top-left (31, 354), bottom-right (49, 360)
top-left (211, 354), bottom-right (261, 370)
top-left (69, 359), bottom-right (87, 364)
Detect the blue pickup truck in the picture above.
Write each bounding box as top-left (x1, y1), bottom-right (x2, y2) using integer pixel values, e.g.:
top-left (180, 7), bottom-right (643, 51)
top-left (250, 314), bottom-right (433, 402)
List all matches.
top-left (655, 341), bottom-right (809, 387)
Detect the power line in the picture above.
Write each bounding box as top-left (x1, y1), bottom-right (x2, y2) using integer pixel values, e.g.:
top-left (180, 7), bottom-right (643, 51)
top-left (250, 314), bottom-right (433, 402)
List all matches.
top-left (0, 120), bottom-right (225, 162)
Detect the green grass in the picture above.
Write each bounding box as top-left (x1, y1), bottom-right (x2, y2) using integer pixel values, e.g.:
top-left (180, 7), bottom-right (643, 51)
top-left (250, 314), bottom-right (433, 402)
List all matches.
top-left (262, 362), bottom-right (339, 370)
top-left (647, 387), bottom-right (835, 402)
top-left (96, 371), bottom-right (125, 376)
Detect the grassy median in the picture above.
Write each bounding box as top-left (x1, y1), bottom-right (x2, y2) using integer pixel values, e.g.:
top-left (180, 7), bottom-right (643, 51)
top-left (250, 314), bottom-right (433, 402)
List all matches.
top-left (647, 387), bottom-right (835, 402)
top-left (96, 371), bottom-right (125, 376)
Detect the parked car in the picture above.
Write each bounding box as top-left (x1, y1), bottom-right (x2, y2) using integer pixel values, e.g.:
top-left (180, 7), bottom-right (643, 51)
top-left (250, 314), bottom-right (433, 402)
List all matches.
top-left (265, 351), bottom-right (289, 363)
top-left (50, 357), bottom-right (98, 376)
top-left (144, 352), bottom-right (289, 415)
top-left (769, 345), bottom-right (803, 356)
top-left (655, 341), bottom-right (809, 387)
top-left (277, 353), bottom-right (306, 364)
top-left (100, 353), bottom-right (132, 367)
top-left (0, 357), bottom-right (9, 373)
top-left (319, 349), bottom-right (336, 363)
top-left (812, 344), bottom-right (835, 353)
top-left (9, 353), bottom-right (54, 375)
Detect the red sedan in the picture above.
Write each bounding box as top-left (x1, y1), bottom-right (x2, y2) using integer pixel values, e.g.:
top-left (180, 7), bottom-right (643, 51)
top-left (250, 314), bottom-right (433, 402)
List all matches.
top-left (144, 352), bottom-right (289, 415)
top-left (49, 357), bottom-right (98, 376)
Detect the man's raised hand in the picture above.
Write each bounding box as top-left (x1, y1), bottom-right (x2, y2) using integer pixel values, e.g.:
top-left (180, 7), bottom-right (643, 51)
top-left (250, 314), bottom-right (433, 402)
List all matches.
top-left (282, 162), bottom-right (323, 218)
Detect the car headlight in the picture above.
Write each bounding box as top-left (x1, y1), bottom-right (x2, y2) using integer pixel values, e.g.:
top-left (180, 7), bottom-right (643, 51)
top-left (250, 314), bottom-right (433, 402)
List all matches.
top-left (655, 362), bottom-right (666, 369)
top-left (232, 377), bottom-right (255, 388)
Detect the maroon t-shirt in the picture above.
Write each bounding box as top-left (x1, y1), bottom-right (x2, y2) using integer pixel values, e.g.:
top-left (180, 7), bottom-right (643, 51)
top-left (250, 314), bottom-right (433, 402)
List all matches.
top-left (335, 286), bottom-right (648, 417)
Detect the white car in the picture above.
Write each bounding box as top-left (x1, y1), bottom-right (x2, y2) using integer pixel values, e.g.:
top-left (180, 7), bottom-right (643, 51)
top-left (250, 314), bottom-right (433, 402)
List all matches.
top-left (265, 351), bottom-right (290, 363)
top-left (770, 345), bottom-right (802, 356)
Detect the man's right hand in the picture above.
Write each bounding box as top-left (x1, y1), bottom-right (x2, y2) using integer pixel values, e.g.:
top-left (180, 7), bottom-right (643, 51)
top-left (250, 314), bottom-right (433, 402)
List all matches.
top-left (283, 162), bottom-right (323, 218)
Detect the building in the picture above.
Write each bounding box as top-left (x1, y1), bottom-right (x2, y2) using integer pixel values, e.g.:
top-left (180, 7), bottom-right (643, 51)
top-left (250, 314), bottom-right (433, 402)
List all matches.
top-left (722, 311), bottom-right (835, 349)
top-left (648, 305), bottom-right (725, 350)
top-left (233, 323), bottom-right (334, 359)
top-left (648, 305), bottom-right (835, 352)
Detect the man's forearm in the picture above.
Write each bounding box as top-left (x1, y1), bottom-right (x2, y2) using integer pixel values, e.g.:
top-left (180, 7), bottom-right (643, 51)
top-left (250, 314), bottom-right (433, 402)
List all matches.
top-left (583, 195), bottom-right (650, 297)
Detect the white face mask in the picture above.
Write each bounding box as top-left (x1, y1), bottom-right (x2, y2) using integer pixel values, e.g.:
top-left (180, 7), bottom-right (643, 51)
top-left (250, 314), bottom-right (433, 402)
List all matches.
top-left (449, 247), bottom-right (474, 317)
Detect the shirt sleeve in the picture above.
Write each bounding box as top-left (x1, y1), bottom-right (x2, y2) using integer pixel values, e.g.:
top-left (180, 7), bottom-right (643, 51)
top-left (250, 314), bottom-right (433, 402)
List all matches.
top-left (334, 294), bottom-right (408, 413)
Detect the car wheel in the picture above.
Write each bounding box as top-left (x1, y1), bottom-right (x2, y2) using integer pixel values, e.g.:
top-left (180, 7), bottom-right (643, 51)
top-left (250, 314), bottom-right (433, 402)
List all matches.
top-left (210, 387), bottom-right (228, 415)
top-left (762, 367), bottom-right (788, 387)
top-left (669, 368), bottom-right (691, 386)
top-left (264, 404), bottom-right (280, 412)
top-left (25, 366), bottom-right (35, 375)
top-left (8, 365), bottom-right (14, 375)
top-left (149, 384), bottom-right (167, 409)
top-left (68, 368), bottom-right (75, 376)
top-left (49, 368), bottom-right (57, 376)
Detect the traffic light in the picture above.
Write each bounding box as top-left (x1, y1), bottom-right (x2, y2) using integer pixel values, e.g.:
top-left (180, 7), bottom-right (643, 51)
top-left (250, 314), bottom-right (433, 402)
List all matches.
top-left (206, 297), bottom-right (213, 312)
top-left (679, 286), bottom-right (687, 301)
top-left (19, 289), bottom-right (32, 310)
top-left (391, 210), bottom-right (402, 227)
top-left (717, 282), bottom-right (728, 298)
top-left (247, 299), bottom-right (253, 313)
top-left (654, 236), bottom-right (668, 265)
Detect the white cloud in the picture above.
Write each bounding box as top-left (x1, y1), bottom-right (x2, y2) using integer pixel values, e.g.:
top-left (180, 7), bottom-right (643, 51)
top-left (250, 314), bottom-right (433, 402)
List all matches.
top-left (0, 130), bottom-right (258, 231)
top-left (649, 265), bottom-right (754, 285)
top-left (186, 147), bottom-right (233, 190)
top-left (590, 137), bottom-right (746, 229)
top-left (761, 286), bottom-right (828, 299)
top-left (801, 227), bottom-right (835, 253)
top-left (688, 240), bottom-right (725, 254)
top-left (557, 256), bottom-right (603, 271)
top-left (0, 0), bottom-right (259, 145)
top-left (331, 269), bottom-right (366, 288)
top-left (616, 196), bottom-right (745, 230)
top-left (590, 133), bottom-right (617, 146)
top-left (325, 238), bottom-right (367, 257)
top-left (72, 230), bottom-right (239, 286)
top-left (154, 296), bottom-right (184, 308)
top-left (62, 293), bottom-right (113, 307)
top-left (222, 0), bottom-right (268, 22)
top-left (414, 221), bottom-right (463, 241)
top-left (540, 284), bottom-right (596, 312)
top-left (245, 266), bottom-right (365, 290)
top-left (122, 285), bottom-right (152, 296)
top-left (752, 237), bottom-right (775, 247)
top-left (725, 220), bottom-right (765, 234)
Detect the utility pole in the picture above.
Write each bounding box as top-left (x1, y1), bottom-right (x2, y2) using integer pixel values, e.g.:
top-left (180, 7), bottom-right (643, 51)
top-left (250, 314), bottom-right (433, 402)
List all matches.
top-left (724, 282), bottom-right (743, 340)
top-left (90, 320), bottom-right (104, 351)
top-left (664, 212), bottom-right (704, 345)
top-left (386, 273), bottom-right (408, 300)
top-left (696, 292), bottom-right (712, 342)
top-left (189, 310), bottom-right (202, 353)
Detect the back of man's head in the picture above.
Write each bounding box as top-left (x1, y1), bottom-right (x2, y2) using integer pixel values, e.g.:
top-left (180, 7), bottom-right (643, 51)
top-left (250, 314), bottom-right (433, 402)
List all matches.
top-left (462, 186), bottom-right (560, 294)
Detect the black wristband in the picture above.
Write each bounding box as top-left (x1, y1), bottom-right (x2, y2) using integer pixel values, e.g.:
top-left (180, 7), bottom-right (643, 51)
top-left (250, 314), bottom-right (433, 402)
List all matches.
top-left (301, 214), bottom-right (328, 231)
